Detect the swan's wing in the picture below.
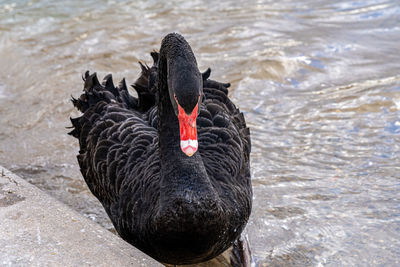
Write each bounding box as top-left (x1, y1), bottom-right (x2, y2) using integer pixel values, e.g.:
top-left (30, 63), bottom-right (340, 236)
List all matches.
top-left (198, 75), bottom-right (251, 187)
top-left (69, 72), bottom-right (158, 209)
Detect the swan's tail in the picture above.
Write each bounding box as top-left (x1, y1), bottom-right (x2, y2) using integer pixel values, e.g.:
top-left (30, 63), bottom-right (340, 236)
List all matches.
top-left (68, 52), bottom-right (159, 139)
top-left (68, 72), bottom-right (135, 139)
top-left (71, 71), bottom-right (136, 112)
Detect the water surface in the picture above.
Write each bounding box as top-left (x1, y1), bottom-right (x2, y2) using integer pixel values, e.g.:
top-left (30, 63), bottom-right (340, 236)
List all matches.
top-left (0, 0), bottom-right (399, 266)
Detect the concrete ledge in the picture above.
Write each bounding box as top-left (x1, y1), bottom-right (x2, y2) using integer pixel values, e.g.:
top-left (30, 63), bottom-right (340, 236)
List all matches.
top-left (0, 166), bottom-right (162, 266)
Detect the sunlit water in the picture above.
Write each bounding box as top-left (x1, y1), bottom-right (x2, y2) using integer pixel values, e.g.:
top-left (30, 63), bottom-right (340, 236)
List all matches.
top-left (1, 0), bottom-right (399, 266)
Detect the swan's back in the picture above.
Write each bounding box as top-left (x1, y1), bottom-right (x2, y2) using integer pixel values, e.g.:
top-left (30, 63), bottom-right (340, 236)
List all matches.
top-left (69, 50), bottom-right (251, 265)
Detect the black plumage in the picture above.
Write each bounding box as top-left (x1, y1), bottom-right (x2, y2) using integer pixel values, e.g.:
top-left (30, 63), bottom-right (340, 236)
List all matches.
top-left (69, 33), bottom-right (252, 265)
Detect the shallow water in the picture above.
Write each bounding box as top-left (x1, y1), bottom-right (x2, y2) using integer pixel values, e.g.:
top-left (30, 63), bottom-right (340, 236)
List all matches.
top-left (1, 0), bottom-right (399, 265)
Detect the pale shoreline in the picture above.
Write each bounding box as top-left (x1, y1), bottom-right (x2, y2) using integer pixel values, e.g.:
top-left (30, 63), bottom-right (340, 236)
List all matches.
top-left (0, 165), bottom-right (161, 266)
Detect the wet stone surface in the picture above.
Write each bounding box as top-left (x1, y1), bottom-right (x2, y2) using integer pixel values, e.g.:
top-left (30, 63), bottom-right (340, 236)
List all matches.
top-left (0, 189), bottom-right (26, 207)
top-left (0, 179), bottom-right (26, 207)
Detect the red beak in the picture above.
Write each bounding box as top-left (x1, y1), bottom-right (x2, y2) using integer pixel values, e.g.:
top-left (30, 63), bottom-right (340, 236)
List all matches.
top-left (176, 100), bottom-right (199, 157)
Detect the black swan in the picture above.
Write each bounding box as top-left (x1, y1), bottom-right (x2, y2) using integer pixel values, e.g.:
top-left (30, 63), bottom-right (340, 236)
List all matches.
top-left (69, 33), bottom-right (252, 265)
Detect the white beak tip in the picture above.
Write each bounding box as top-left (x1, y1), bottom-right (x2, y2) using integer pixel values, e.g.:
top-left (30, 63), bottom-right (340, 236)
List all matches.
top-left (180, 139), bottom-right (198, 157)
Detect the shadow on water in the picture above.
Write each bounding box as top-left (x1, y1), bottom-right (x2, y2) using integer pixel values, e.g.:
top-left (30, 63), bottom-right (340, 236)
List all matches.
top-left (0, 0), bottom-right (400, 265)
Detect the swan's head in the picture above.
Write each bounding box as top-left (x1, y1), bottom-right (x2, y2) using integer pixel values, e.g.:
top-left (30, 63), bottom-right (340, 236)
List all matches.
top-left (159, 33), bottom-right (203, 157)
top-left (168, 63), bottom-right (202, 157)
